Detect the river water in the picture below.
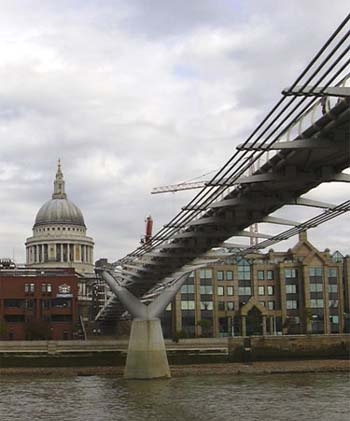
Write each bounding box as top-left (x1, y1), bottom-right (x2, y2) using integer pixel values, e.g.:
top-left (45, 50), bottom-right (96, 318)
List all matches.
top-left (0, 372), bottom-right (349, 421)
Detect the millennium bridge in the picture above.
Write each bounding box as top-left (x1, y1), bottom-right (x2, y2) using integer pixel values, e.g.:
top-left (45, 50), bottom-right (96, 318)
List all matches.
top-left (96, 16), bottom-right (350, 378)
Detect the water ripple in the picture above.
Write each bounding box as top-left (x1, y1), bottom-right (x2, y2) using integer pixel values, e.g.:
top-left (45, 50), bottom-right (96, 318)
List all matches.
top-left (0, 372), bottom-right (349, 421)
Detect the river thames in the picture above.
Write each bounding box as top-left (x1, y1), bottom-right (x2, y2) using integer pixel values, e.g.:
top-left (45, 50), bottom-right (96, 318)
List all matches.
top-left (0, 372), bottom-right (349, 421)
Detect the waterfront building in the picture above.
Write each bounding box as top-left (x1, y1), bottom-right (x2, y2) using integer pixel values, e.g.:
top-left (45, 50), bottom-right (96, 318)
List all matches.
top-left (0, 267), bottom-right (78, 340)
top-left (160, 231), bottom-right (349, 338)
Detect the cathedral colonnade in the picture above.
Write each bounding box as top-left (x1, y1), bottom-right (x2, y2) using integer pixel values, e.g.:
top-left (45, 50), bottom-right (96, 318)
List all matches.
top-left (26, 242), bottom-right (94, 265)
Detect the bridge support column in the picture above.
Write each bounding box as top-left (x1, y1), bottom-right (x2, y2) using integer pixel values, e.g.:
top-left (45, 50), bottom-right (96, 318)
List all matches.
top-left (125, 318), bottom-right (170, 379)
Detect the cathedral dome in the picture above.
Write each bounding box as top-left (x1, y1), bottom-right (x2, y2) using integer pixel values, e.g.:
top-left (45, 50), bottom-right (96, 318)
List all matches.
top-left (33, 160), bottom-right (85, 228)
top-left (35, 198), bottom-right (85, 227)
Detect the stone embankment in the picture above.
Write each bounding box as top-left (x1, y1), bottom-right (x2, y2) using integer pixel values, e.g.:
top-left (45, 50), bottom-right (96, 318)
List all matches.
top-left (0, 359), bottom-right (349, 377)
top-left (0, 335), bottom-right (349, 372)
top-left (228, 334), bottom-right (350, 361)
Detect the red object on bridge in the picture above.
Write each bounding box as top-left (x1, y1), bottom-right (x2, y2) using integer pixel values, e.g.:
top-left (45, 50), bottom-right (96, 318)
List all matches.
top-left (144, 215), bottom-right (153, 245)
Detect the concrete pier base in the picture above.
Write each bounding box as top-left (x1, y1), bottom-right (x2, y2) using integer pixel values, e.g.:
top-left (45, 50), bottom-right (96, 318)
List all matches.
top-left (124, 318), bottom-right (171, 379)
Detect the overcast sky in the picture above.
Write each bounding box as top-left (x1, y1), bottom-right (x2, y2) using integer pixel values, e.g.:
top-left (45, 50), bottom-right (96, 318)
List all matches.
top-left (0, 0), bottom-right (349, 263)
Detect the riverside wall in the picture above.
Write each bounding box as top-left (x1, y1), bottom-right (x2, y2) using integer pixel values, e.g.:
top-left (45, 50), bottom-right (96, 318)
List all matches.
top-left (0, 335), bottom-right (349, 367)
top-left (228, 334), bottom-right (350, 361)
top-left (0, 340), bottom-right (129, 367)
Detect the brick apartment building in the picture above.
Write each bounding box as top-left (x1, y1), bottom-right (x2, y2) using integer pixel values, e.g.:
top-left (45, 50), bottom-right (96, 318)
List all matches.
top-left (160, 231), bottom-right (350, 338)
top-left (0, 267), bottom-right (79, 340)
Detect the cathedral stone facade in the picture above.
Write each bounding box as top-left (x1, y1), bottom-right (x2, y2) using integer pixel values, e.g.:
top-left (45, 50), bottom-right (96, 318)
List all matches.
top-left (25, 161), bottom-right (94, 274)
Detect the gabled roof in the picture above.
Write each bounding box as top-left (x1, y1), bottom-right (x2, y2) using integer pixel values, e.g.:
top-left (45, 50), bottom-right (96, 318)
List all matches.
top-left (239, 296), bottom-right (269, 316)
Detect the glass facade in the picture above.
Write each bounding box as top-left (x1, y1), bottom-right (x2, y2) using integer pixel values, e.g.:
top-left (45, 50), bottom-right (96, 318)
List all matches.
top-left (237, 259), bottom-right (251, 280)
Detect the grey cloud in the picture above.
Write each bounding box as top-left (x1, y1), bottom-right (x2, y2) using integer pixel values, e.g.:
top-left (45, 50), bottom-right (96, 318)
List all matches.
top-left (119, 0), bottom-right (244, 38)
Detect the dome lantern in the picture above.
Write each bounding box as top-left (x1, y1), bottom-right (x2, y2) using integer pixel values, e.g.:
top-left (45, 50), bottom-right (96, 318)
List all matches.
top-left (52, 159), bottom-right (67, 199)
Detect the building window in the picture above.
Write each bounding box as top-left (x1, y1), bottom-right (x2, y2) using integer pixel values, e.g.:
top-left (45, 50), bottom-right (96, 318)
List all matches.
top-left (260, 301), bottom-right (265, 307)
top-left (218, 301), bottom-right (225, 311)
top-left (217, 286), bottom-right (224, 296)
top-left (286, 284), bottom-right (297, 294)
top-left (4, 299), bottom-right (25, 308)
top-left (310, 283), bottom-right (323, 292)
top-left (237, 259), bottom-right (251, 280)
top-left (267, 286), bottom-right (274, 296)
top-left (42, 300), bottom-right (50, 310)
top-left (332, 251), bottom-right (343, 263)
top-left (258, 286), bottom-right (265, 296)
top-left (309, 267), bottom-right (322, 277)
top-left (217, 271), bottom-right (224, 281)
top-left (25, 300), bottom-right (34, 309)
top-left (330, 315), bottom-right (339, 324)
top-left (226, 286), bottom-right (234, 296)
top-left (257, 271), bottom-right (264, 280)
top-left (200, 285), bottom-right (213, 295)
top-left (310, 299), bottom-right (324, 308)
top-left (226, 271), bottom-right (233, 281)
top-left (51, 298), bottom-right (71, 308)
top-left (285, 269), bottom-right (297, 278)
top-left (199, 269), bottom-right (212, 280)
top-left (165, 303), bottom-right (171, 311)
top-left (51, 315), bottom-right (72, 322)
top-left (328, 268), bottom-right (337, 278)
top-left (329, 299), bottom-right (338, 308)
top-left (286, 300), bottom-right (298, 309)
top-left (181, 284), bottom-right (195, 294)
top-left (4, 315), bottom-right (25, 322)
top-left (58, 284), bottom-right (71, 295)
top-left (328, 284), bottom-right (338, 293)
top-left (238, 286), bottom-right (251, 295)
top-left (267, 270), bottom-right (274, 280)
top-left (24, 283), bottom-right (35, 293)
top-left (227, 302), bottom-right (234, 311)
top-left (41, 283), bottom-right (52, 293)
top-left (181, 301), bottom-right (195, 310)
top-left (267, 301), bottom-right (275, 310)
top-left (200, 301), bottom-right (213, 311)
